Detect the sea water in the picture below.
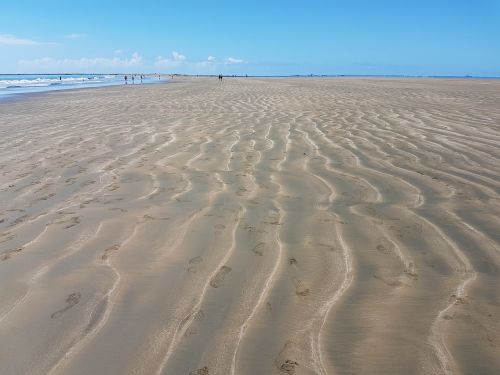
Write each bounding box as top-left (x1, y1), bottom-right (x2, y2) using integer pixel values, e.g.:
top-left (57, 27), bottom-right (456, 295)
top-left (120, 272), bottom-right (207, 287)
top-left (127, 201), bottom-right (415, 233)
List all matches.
top-left (0, 74), bottom-right (164, 98)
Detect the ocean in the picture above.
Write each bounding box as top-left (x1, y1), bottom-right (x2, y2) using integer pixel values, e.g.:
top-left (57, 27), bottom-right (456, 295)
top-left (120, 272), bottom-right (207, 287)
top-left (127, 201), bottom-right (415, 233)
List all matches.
top-left (0, 74), bottom-right (164, 98)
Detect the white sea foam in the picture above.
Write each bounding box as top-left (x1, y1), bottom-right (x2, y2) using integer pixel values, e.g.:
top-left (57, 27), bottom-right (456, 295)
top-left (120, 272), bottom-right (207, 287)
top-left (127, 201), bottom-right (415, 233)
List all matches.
top-left (0, 76), bottom-right (114, 89)
top-left (0, 74), bottom-right (165, 97)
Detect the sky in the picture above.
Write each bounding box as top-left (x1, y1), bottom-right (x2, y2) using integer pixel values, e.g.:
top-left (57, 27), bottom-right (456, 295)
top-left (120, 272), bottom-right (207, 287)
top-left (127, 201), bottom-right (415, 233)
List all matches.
top-left (1, 0), bottom-right (499, 76)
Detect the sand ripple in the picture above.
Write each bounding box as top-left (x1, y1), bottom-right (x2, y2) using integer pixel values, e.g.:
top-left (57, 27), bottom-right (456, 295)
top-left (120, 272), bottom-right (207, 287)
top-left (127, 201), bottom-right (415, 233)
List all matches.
top-left (0, 78), bottom-right (499, 374)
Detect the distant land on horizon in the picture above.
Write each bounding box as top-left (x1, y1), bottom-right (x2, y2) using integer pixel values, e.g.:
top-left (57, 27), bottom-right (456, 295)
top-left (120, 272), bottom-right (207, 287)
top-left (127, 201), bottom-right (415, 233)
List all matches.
top-left (2, 73), bottom-right (500, 79)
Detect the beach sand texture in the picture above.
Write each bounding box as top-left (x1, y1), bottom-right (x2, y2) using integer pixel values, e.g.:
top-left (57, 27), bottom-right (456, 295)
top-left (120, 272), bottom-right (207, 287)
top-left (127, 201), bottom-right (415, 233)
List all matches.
top-left (0, 78), bottom-right (499, 375)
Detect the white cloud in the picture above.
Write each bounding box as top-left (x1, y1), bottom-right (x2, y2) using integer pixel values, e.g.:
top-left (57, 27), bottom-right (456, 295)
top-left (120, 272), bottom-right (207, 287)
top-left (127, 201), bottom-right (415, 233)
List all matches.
top-left (114, 49), bottom-right (123, 55)
top-left (18, 52), bottom-right (143, 72)
top-left (172, 51), bottom-right (186, 61)
top-left (155, 56), bottom-right (176, 68)
top-left (65, 33), bottom-right (87, 39)
top-left (154, 52), bottom-right (246, 72)
top-left (226, 57), bottom-right (244, 64)
top-left (155, 51), bottom-right (187, 68)
top-left (0, 34), bottom-right (56, 46)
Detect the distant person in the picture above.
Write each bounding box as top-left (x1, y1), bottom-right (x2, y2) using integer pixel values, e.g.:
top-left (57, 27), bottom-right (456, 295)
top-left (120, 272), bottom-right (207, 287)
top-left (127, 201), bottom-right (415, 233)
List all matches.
top-left (158, 74), bottom-right (161, 81)
top-left (59, 76), bottom-right (62, 81)
top-left (125, 75), bottom-right (128, 84)
top-left (132, 75), bottom-right (135, 84)
top-left (140, 74), bottom-right (143, 83)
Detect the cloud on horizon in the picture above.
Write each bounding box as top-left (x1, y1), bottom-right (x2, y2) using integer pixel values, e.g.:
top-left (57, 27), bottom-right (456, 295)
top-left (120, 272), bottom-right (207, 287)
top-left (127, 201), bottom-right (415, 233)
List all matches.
top-left (0, 34), bottom-right (57, 46)
top-left (18, 52), bottom-right (143, 72)
top-left (225, 57), bottom-right (244, 64)
top-left (172, 51), bottom-right (186, 61)
top-left (65, 33), bottom-right (87, 39)
top-left (155, 52), bottom-right (246, 71)
top-left (16, 50), bottom-right (246, 73)
top-left (154, 51), bottom-right (187, 68)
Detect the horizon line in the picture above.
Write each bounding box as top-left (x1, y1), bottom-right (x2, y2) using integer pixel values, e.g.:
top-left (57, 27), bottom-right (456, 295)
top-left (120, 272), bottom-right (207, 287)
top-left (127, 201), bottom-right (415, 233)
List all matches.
top-left (1, 73), bottom-right (500, 79)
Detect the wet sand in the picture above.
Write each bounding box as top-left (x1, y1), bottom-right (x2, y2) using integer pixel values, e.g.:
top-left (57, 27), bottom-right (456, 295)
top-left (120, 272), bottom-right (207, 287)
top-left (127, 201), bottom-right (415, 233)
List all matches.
top-left (0, 77), bottom-right (499, 375)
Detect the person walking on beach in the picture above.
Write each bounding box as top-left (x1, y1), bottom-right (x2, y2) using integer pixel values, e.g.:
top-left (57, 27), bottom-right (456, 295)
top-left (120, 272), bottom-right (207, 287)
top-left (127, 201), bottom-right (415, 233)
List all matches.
top-left (132, 75), bottom-right (135, 84)
top-left (124, 75), bottom-right (128, 84)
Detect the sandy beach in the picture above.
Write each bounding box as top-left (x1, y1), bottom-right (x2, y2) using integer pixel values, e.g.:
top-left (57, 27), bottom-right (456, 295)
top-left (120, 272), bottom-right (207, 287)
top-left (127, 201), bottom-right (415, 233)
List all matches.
top-left (0, 77), bottom-right (499, 375)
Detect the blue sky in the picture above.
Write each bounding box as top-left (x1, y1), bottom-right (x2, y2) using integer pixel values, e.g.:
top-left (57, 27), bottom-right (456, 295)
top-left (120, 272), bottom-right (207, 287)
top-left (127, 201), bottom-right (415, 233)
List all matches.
top-left (1, 0), bottom-right (499, 76)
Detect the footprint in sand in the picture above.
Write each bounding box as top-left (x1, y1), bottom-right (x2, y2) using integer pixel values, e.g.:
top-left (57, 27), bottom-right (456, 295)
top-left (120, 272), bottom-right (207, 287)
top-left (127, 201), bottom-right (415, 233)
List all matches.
top-left (38, 193), bottom-right (56, 201)
top-left (141, 214), bottom-right (170, 223)
top-left (209, 266), bottom-right (232, 288)
top-left (264, 218), bottom-right (281, 225)
top-left (101, 244), bottom-right (120, 260)
top-left (275, 341), bottom-right (299, 374)
top-left (214, 223), bottom-right (226, 235)
top-left (107, 184), bottom-right (120, 191)
top-left (64, 216), bottom-right (81, 229)
top-left (252, 242), bottom-right (265, 256)
top-left (1, 247), bottom-right (22, 261)
top-left (185, 309), bottom-right (205, 336)
top-left (372, 273), bottom-right (405, 287)
top-left (404, 262), bottom-right (419, 279)
top-left (187, 256), bottom-right (203, 273)
top-left (9, 214), bottom-right (29, 227)
top-left (0, 233), bottom-right (15, 244)
top-left (65, 177), bottom-right (77, 184)
top-left (375, 238), bottom-right (395, 255)
top-left (315, 242), bottom-right (338, 252)
top-left (108, 207), bottom-right (127, 212)
top-left (280, 360), bottom-right (299, 374)
top-left (376, 244), bottom-right (390, 254)
top-left (294, 280), bottom-right (310, 297)
top-left (189, 366), bottom-right (209, 375)
top-left (51, 292), bottom-right (81, 319)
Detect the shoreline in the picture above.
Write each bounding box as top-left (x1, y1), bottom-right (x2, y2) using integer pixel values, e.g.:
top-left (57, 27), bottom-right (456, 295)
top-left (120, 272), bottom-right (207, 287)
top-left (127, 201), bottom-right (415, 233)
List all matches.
top-left (2, 75), bottom-right (500, 105)
top-left (0, 74), bottom-right (169, 101)
top-left (0, 77), bottom-right (170, 103)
